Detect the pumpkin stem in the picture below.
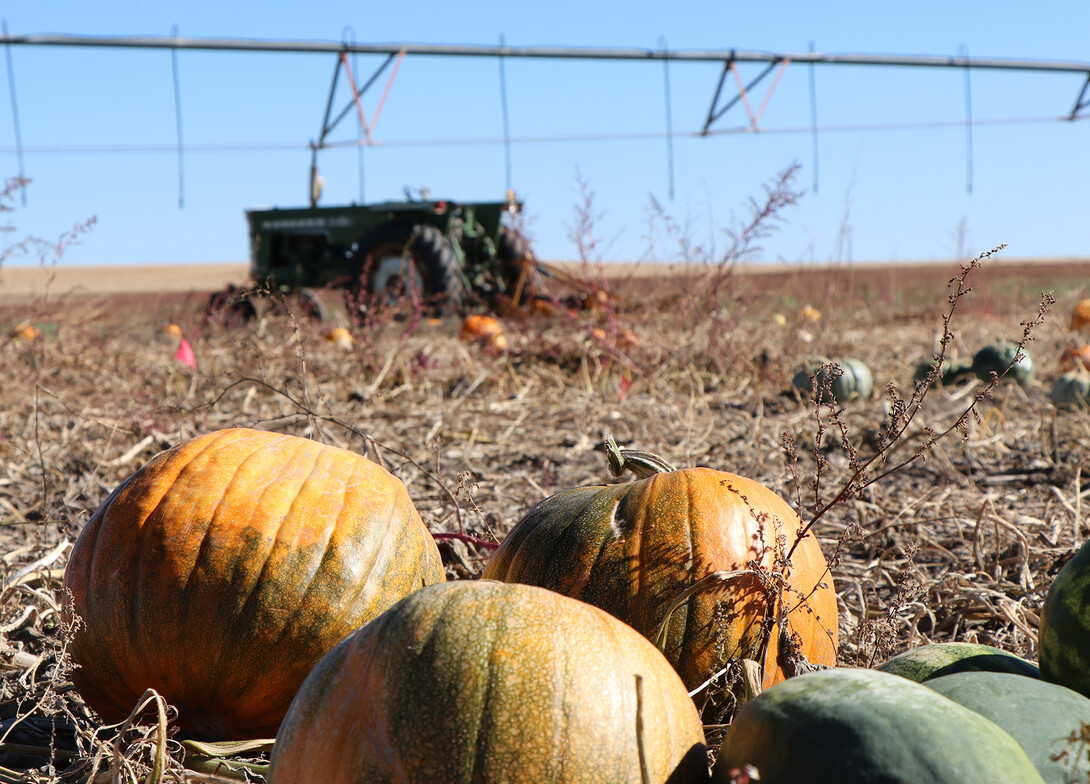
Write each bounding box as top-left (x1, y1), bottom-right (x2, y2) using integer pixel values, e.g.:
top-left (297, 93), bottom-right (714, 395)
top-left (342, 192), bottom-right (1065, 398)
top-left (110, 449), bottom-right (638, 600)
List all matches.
top-left (739, 659), bottom-right (764, 704)
top-left (603, 435), bottom-right (677, 479)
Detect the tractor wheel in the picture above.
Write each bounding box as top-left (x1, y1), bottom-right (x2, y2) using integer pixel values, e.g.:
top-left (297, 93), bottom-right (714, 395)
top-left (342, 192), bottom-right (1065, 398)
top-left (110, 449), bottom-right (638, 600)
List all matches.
top-left (497, 227), bottom-right (537, 300)
top-left (205, 285), bottom-right (258, 326)
top-left (296, 288), bottom-right (329, 323)
top-left (349, 221), bottom-right (464, 314)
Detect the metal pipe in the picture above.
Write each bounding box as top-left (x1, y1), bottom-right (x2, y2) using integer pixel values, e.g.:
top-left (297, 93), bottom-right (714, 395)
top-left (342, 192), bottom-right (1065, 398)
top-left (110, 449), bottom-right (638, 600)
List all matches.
top-left (1, 33), bottom-right (1088, 74)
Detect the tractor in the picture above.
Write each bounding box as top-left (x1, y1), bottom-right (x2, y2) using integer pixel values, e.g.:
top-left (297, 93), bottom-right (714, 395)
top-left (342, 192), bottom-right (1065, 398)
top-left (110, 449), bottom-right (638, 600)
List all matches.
top-left (208, 188), bottom-right (537, 323)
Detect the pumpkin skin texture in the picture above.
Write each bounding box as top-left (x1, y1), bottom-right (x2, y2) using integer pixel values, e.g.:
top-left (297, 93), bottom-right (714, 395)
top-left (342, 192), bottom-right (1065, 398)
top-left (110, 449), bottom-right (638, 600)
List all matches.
top-left (877, 641), bottom-right (1041, 683)
top-left (63, 428), bottom-right (444, 740)
top-left (270, 581), bottom-right (710, 784)
top-left (712, 668), bottom-right (1045, 784)
top-left (482, 462), bottom-right (838, 691)
top-left (924, 671), bottom-right (1090, 784)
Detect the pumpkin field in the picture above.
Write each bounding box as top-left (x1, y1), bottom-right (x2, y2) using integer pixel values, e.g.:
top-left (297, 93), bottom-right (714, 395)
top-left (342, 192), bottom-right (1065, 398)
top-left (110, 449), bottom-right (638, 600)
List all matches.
top-left (3, 248), bottom-right (1090, 782)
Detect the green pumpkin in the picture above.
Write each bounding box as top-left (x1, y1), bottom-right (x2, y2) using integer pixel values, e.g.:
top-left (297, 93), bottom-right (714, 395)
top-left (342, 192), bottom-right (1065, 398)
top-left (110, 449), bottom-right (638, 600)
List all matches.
top-left (924, 671), bottom-right (1090, 784)
top-left (792, 358), bottom-right (874, 403)
top-left (712, 668), bottom-right (1045, 784)
top-left (1040, 539), bottom-right (1090, 699)
top-left (877, 641), bottom-right (1041, 683)
top-left (271, 581), bottom-right (709, 784)
top-left (972, 340), bottom-right (1034, 385)
top-left (912, 357), bottom-right (975, 387)
top-left (1051, 371), bottom-right (1090, 410)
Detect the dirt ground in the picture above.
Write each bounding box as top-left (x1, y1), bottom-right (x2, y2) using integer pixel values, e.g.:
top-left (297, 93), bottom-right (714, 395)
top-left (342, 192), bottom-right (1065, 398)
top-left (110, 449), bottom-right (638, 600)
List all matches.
top-left (0, 263), bottom-right (251, 300)
top-left (4, 254), bottom-right (1089, 295)
top-left (2, 253), bottom-right (1090, 780)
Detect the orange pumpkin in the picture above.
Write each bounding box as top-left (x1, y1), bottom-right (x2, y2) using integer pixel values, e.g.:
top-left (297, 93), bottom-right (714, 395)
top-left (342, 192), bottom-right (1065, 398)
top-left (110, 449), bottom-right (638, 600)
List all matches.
top-left (459, 313), bottom-right (506, 353)
top-left (13, 321), bottom-right (42, 341)
top-left (63, 428), bottom-right (444, 740)
top-left (591, 326), bottom-right (640, 350)
top-left (1071, 299), bottom-right (1090, 332)
top-left (483, 439), bottom-right (838, 692)
top-left (459, 313), bottom-right (502, 342)
top-left (323, 326), bottom-right (355, 350)
top-left (1061, 344), bottom-right (1090, 372)
top-left (270, 581), bottom-right (709, 783)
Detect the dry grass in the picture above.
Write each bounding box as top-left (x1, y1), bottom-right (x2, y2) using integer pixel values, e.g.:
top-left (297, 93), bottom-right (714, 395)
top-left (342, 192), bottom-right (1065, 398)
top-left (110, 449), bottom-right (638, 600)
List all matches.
top-left (1, 247), bottom-right (1089, 780)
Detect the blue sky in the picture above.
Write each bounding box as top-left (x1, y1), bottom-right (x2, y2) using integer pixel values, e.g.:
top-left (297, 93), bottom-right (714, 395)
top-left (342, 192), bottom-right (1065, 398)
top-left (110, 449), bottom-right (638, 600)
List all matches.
top-left (1, 2), bottom-right (1088, 269)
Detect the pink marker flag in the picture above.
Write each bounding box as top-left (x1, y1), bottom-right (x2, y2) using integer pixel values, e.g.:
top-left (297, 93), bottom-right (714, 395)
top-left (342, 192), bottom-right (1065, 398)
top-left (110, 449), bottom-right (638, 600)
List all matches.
top-left (173, 337), bottom-right (197, 370)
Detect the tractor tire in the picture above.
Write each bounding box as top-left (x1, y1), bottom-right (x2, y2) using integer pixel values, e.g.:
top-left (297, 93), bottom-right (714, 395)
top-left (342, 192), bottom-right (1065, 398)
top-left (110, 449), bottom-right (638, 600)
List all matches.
top-left (205, 285), bottom-right (258, 327)
top-left (296, 288), bottom-right (329, 323)
top-left (349, 221), bottom-right (465, 313)
top-left (497, 227), bottom-right (537, 299)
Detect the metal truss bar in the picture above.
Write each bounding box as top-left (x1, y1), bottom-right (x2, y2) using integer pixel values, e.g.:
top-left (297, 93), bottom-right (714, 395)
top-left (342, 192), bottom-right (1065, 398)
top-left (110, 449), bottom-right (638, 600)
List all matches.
top-left (367, 50), bottom-right (404, 141)
top-left (702, 59), bottom-right (732, 134)
top-left (707, 60), bottom-right (779, 130)
top-left (3, 33), bottom-right (1090, 74)
top-left (1070, 73), bottom-right (1090, 119)
top-left (753, 57), bottom-right (790, 126)
top-left (729, 62), bottom-right (757, 125)
top-left (339, 53), bottom-right (370, 138)
top-left (322, 52), bottom-right (397, 145)
top-left (317, 56), bottom-right (341, 146)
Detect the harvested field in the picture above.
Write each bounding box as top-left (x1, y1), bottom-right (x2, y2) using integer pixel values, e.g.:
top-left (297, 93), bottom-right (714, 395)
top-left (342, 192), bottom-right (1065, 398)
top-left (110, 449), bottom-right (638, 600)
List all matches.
top-left (2, 253), bottom-right (1089, 780)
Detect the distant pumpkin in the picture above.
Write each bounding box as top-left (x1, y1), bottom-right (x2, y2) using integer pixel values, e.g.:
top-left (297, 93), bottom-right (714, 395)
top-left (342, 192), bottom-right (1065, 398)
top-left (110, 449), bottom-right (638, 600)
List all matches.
top-left (801, 304), bottom-right (822, 323)
top-left (459, 314), bottom-right (506, 353)
top-left (590, 326), bottom-right (639, 350)
top-left (323, 326), bottom-right (354, 350)
top-left (1060, 344), bottom-right (1090, 373)
top-left (459, 314), bottom-right (502, 341)
top-left (14, 322), bottom-right (41, 341)
top-left (1070, 299), bottom-right (1090, 332)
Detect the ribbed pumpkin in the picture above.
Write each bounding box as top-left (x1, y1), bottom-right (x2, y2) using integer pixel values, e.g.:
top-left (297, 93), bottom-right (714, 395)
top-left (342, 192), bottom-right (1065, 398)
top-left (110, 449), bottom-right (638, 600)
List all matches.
top-left (482, 440), bottom-right (838, 692)
top-left (792, 358), bottom-right (873, 403)
top-left (1070, 299), bottom-right (1090, 332)
top-left (1059, 344), bottom-right (1090, 372)
top-left (270, 581), bottom-right (710, 784)
top-left (1051, 371), bottom-right (1090, 410)
top-left (912, 357), bottom-right (974, 388)
top-left (63, 428), bottom-right (444, 740)
top-left (972, 339), bottom-right (1035, 385)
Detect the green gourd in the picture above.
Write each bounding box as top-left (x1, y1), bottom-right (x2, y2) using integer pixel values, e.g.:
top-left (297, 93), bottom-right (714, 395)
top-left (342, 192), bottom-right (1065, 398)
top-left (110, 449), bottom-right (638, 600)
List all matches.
top-left (1051, 371), bottom-right (1090, 410)
top-left (877, 641), bottom-right (1041, 683)
top-left (713, 668), bottom-right (1045, 784)
top-left (792, 358), bottom-right (874, 403)
top-left (925, 671), bottom-right (1090, 784)
top-left (971, 340), bottom-right (1034, 385)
